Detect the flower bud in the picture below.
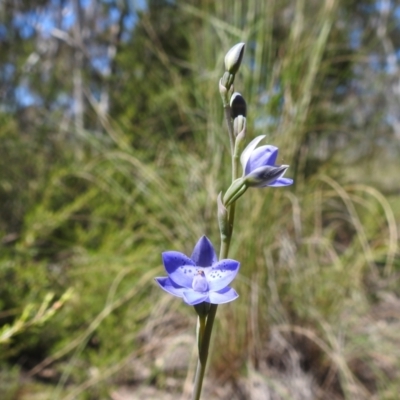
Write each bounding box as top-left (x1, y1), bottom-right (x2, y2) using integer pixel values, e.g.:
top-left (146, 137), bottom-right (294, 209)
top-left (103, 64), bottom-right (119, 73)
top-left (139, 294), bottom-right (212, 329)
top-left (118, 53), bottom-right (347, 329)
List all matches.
top-left (224, 43), bottom-right (245, 75)
top-left (230, 92), bottom-right (247, 118)
top-left (234, 128), bottom-right (246, 158)
top-left (223, 177), bottom-right (248, 206)
top-left (219, 79), bottom-right (229, 106)
top-left (233, 115), bottom-right (246, 137)
top-left (220, 71), bottom-right (235, 92)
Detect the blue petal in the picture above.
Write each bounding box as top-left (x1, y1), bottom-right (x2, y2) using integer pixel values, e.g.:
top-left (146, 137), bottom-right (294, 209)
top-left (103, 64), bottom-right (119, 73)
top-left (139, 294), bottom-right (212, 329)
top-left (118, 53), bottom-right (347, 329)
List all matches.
top-left (240, 135), bottom-right (266, 171)
top-left (245, 145), bottom-right (278, 175)
top-left (209, 287), bottom-right (239, 304)
top-left (267, 177), bottom-right (293, 187)
top-left (190, 236), bottom-right (217, 267)
top-left (183, 290), bottom-right (209, 305)
top-left (204, 259), bottom-right (240, 291)
top-left (162, 251), bottom-right (196, 288)
top-left (155, 277), bottom-right (185, 298)
top-left (245, 165), bottom-right (288, 188)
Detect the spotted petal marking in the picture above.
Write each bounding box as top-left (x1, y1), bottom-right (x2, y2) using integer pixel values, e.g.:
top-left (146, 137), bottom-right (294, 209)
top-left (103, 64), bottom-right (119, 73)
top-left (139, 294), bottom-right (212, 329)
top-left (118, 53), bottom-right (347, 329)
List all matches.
top-left (162, 251), bottom-right (197, 288)
top-left (205, 259), bottom-right (240, 291)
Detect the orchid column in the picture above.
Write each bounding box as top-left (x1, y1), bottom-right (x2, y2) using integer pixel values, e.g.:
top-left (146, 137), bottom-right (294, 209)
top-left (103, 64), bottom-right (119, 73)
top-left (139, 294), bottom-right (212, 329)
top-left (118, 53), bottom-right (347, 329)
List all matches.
top-left (155, 43), bottom-right (293, 400)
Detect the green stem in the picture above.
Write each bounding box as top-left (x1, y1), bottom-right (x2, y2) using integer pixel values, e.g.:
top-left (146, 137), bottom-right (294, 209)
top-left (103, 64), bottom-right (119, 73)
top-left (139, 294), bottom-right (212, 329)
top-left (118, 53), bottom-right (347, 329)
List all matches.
top-left (191, 314), bottom-right (207, 400)
top-left (224, 106), bottom-right (234, 156)
top-left (191, 77), bottom-right (240, 400)
top-left (191, 201), bottom-right (236, 400)
top-left (191, 305), bottom-right (218, 400)
top-left (197, 315), bottom-right (206, 355)
top-left (227, 133), bottom-right (240, 242)
top-left (227, 203), bottom-right (236, 247)
top-left (191, 361), bottom-right (206, 400)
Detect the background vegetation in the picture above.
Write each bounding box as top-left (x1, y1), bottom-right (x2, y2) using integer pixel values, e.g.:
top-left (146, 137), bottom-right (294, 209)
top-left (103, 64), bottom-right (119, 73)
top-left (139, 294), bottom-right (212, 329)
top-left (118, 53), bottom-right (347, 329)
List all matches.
top-left (1, 0), bottom-right (400, 399)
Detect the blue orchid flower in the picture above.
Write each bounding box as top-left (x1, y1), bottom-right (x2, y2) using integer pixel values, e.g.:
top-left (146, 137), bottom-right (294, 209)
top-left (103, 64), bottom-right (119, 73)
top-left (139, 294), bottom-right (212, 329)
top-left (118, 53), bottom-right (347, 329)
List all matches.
top-left (224, 136), bottom-right (293, 206)
top-left (241, 135), bottom-right (293, 188)
top-left (155, 236), bottom-right (240, 306)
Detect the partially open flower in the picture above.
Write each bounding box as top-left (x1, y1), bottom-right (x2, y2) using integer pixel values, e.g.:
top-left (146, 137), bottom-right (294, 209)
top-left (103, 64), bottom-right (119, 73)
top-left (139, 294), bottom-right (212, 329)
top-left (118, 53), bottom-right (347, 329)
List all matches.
top-left (223, 136), bottom-right (293, 206)
top-left (241, 135), bottom-right (293, 188)
top-left (155, 236), bottom-right (240, 306)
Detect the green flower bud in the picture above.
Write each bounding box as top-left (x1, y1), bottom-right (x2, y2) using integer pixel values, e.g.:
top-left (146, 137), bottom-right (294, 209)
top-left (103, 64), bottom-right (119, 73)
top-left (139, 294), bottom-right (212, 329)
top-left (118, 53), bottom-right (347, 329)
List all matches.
top-left (223, 177), bottom-right (248, 207)
top-left (217, 192), bottom-right (229, 240)
top-left (219, 78), bottom-right (229, 106)
top-left (224, 43), bottom-right (245, 75)
top-left (233, 115), bottom-right (246, 137)
top-left (233, 116), bottom-right (246, 160)
top-left (220, 71), bottom-right (235, 92)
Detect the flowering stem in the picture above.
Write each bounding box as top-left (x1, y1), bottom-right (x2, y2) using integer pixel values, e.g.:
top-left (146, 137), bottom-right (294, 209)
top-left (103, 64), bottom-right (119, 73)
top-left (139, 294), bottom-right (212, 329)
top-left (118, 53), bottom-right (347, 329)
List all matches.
top-left (192, 57), bottom-right (239, 400)
top-left (191, 304), bottom-right (218, 400)
top-left (227, 135), bottom-right (241, 239)
top-left (197, 315), bottom-right (206, 355)
top-left (191, 359), bottom-right (206, 400)
top-left (192, 314), bottom-right (208, 400)
top-left (191, 198), bottom-right (237, 400)
top-left (224, 105), bottom-right (234, 156)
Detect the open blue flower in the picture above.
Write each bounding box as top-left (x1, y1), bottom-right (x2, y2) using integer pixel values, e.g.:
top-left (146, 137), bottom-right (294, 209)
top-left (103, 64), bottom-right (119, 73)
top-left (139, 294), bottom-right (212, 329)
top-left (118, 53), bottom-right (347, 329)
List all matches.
top-left (241, 135), bottom-right (293, 187)
top-left (155, 236), bottom-right (240, 306)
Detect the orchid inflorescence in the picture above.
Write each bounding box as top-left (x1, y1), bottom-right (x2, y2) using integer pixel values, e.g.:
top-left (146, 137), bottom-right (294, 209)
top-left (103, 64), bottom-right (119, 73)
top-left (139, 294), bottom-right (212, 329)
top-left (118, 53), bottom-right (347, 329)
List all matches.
top-left (154, 42), bottom-right (293, 400)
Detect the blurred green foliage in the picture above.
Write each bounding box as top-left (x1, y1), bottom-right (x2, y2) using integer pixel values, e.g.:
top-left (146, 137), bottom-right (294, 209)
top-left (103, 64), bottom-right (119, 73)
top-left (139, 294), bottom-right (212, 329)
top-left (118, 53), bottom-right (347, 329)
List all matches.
top-left (1, 0), bottom-right (400, 398)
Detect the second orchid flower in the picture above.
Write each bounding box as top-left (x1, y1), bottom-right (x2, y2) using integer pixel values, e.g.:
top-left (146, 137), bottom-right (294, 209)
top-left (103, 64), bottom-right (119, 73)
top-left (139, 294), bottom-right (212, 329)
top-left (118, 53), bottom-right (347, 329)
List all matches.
top-left (224, 135), bottom-right (293, 206)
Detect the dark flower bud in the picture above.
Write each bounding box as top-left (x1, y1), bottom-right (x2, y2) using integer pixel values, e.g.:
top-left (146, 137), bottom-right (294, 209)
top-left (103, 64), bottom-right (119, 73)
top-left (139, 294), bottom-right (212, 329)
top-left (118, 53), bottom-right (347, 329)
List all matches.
top-left (230, 92), bottom-right (247, 118)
